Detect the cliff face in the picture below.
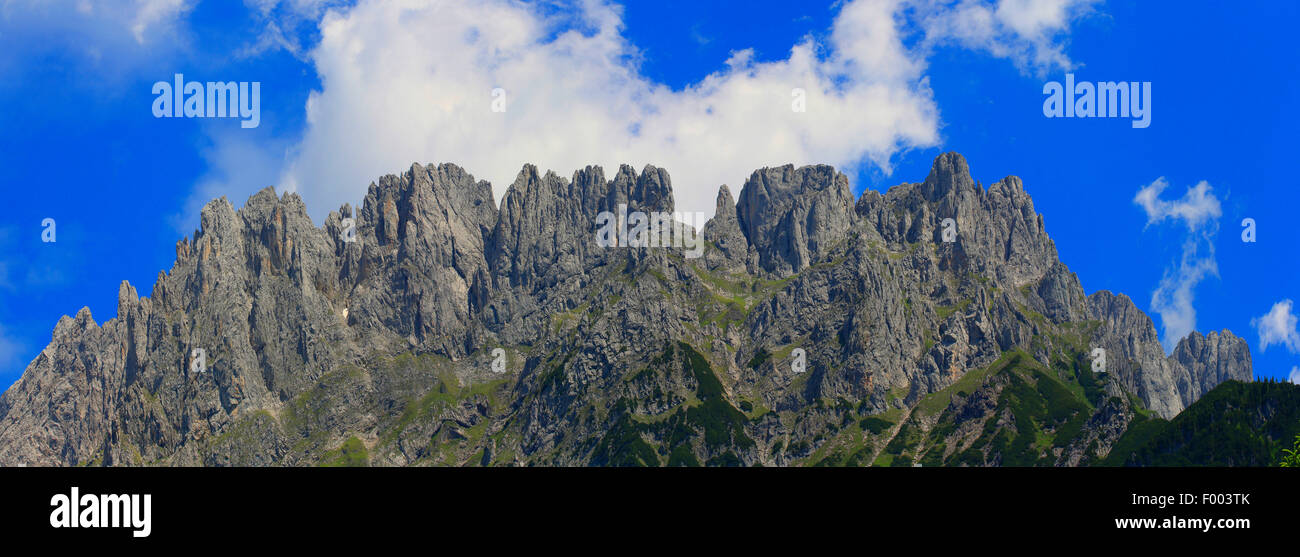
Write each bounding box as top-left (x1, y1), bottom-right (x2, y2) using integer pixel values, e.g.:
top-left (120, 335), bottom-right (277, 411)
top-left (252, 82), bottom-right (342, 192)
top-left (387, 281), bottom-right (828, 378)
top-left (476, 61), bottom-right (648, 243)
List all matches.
top-left (0, 153), bottom-right (1251, 467)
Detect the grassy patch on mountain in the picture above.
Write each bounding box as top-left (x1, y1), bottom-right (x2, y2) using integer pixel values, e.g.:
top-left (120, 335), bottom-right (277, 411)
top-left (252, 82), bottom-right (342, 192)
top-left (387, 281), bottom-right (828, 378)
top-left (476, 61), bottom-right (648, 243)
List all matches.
top-left (935, 298), bottom-right (972, 320)
top-left (913, 350), bottom-right (1029, 419)
top-left (319, 436), bottom-right (369, 467)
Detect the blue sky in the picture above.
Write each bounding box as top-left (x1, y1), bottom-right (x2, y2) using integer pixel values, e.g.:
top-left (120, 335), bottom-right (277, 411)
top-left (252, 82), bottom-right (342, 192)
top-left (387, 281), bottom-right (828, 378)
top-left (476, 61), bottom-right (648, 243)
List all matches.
top-left (0, 0), bottom-right (1297, 392)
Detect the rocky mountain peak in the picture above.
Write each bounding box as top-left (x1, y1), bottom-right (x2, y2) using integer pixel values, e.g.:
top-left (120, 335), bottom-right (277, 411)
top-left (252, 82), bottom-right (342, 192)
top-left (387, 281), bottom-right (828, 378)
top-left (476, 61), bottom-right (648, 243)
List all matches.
top-left (920, 151), bottom-right (979, 202)
top-left (714, 183), bottom-right (735, 212)
top-left (703, 184), bottom-right (754, 272)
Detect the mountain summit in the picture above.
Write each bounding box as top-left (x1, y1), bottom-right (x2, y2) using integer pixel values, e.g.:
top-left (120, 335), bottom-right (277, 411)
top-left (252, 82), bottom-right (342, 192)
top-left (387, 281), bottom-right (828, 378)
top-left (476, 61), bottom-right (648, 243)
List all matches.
top-left (0, 153), bottom-right (1251, 466)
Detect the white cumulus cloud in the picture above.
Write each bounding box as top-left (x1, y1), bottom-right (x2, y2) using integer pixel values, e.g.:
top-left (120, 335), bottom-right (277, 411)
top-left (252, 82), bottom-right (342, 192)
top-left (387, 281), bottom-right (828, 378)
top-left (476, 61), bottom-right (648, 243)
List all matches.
top-left (1134, 177), bottom-right (1222, 352)
top-left (1253, 299), bottom-right (1300, 354)
top-left (252, 0), bottom-right (1097, 224)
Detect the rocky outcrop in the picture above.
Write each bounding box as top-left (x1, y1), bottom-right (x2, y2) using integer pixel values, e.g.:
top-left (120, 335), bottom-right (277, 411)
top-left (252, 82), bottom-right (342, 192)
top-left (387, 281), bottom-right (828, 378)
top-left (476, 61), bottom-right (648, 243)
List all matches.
top-left (347, 163), bottom-right (498, 357)
top-left (702, 185), bottom-right (755, 273)
top-left (735, 164), bottom-right (855, 275)
top-left (1172, 330), bottom-right (1253, 407)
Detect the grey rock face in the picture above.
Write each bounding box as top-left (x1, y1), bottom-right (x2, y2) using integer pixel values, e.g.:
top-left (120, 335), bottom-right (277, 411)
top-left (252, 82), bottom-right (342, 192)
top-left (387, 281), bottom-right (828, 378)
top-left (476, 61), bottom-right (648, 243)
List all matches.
top-left (0, 152), bottom-right (1251, 466)
top-left (735, 165), bottom-right (855, 276)
top-left (346, 163), bottom-right (498, 357)
top-left (1082, 291), bottom-right (1251, 418)
top-left (701, 185), bottom-right (756, 273)
top-left (1172, 330), bottom-right (1253, 407)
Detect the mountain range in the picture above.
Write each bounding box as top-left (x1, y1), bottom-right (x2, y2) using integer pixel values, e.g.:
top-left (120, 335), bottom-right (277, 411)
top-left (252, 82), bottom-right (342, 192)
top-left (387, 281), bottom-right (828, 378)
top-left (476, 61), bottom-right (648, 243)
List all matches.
top-left (0, 152), bottom-right (1261, 466)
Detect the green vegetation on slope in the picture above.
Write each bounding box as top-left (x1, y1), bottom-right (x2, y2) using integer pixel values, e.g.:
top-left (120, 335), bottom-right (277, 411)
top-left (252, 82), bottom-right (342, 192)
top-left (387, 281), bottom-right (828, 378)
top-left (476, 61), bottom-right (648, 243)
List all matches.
top-left (320, 436), bottom-right (369, 467)
top-left (590, 342), bottom-right (754, 466)
top-left (870, 342), bottom-right (1120, 468)
top-left (1105, 380), bottom-right (1300, 467)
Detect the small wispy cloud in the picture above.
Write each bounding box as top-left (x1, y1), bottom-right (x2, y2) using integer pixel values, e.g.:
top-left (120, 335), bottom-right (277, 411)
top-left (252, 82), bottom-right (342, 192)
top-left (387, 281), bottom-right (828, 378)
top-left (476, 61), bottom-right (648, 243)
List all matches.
top-left (0, 324), bottom-right (23, 372)
top-left (1252, 299), bottom-right (1300, 354)
top-left (0, 261), bottom-right (11, 291)
top-left (0, 0), bottom-right (195, 83)
top-left (0, 227), bottom-right (13, 291)
top-left (911, 0), bottom-right (1102, 74)
top-left (0, 0), bottom-right (193, 44)
top-left (1135, 178), bottom-right (1222, 231)
top-left (238, 0), bottom-right (350, 58)
top-left (1134, 177), bottom-right (1222, 352)
top-left (130, 0), bottom-right (193, 43)
top-left (689, 23), bottom-right (710, 46)
top-left (1290, 366), bottom-right (1300, 385)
